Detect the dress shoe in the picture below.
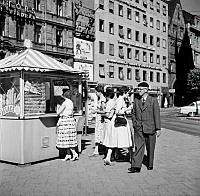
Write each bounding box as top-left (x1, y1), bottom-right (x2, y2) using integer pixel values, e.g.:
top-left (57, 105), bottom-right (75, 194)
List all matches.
top-left (70, 154), bottom-right (79, 161)
top-left (128, 167), bottom-right (141, 173)
top-left (103, 159), bottom-right (112, 166)
top-left (62, 155), bottom-right (71, 161)
top-left (147, 166), bottom-right (153, 170)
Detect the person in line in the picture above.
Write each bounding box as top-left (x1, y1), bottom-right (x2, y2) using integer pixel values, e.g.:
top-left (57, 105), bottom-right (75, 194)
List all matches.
top-left (129, 82), bottom-right (161, 173)
top-left (56, 88), bottom-right (79, 161)
top-left (89, 84), bottom-right (106, 157)
top-left (103, 86), bottom-right (132, 165)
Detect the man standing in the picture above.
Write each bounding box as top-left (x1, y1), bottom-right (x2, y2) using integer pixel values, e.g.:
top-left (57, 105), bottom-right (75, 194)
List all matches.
top-left (129, 82), bottom-right (161, 173)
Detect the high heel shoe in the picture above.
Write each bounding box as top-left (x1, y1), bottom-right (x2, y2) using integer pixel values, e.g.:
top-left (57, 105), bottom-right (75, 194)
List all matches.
top-left (103, 159), bottom-right (112, 166)
top-left (70, 154), bottom-right (79, 161)
top-left (62, 155), bottom-right (71, 161)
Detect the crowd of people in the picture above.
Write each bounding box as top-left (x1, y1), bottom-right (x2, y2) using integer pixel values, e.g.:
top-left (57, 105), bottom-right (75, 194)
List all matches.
top-left (55, 82), bottom-right (161, 173)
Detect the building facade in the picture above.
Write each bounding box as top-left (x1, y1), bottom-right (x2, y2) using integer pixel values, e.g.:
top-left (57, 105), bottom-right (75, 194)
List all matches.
top-left (94, 0), bottom-right (169, 106)
top-left (0, 0), bottom-right (74, 65)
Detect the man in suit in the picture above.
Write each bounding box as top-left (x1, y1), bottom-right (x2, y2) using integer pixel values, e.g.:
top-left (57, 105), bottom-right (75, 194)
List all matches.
top-left (129, 82), bottom-right (161, 173)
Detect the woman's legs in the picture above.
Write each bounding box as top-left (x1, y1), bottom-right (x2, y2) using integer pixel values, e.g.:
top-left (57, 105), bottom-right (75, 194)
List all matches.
top-left (62, 148), bottom-right (71, 161)
top-left (70, 147), bottom-right (79, 161)
top-left (104, 148), bottom-right (113, 165)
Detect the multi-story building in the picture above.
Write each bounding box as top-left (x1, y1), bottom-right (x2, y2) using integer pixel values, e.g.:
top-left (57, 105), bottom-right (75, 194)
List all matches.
top-left (167, 0), bottom-right (185, 106)
top-left (0, 0), bottom-right (74, 66)
top-left (94, 0), bottom-right (169, 106)
top-left (183, 10), bottom-right (200, 69)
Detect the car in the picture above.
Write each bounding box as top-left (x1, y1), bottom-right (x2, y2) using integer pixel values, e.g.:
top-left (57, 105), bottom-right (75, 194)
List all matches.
top-left (179, 101), bottom-right (200, 117)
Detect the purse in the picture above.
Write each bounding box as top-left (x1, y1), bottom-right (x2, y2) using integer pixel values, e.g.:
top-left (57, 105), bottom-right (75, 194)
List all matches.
top-left (114, 114), bottom-right (127, 127)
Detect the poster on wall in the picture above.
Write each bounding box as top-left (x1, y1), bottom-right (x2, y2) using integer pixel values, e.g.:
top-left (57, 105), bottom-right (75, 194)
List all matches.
top-left (74, 38), bottom-right (93, 61)
top-left (0, 77), bottom-right (20, 117)
top-left (74, 62), bottom-right (94, 81)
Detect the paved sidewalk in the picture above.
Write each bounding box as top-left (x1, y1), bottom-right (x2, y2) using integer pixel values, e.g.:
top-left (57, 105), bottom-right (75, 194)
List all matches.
top-left (0, 128), bottom-right (200, 196)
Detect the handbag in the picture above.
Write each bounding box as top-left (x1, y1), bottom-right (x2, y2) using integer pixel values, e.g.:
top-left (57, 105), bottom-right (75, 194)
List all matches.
top-left (114, 114), bottom-right (127, 127)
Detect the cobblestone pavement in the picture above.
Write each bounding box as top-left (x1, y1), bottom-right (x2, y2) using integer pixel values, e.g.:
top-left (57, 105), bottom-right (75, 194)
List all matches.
top-left (0, 128), bottom-right (200, 196)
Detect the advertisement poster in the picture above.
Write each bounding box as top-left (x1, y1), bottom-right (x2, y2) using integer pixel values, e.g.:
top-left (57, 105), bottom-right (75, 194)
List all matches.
top-left (74, 38), bottom-right (93, 61)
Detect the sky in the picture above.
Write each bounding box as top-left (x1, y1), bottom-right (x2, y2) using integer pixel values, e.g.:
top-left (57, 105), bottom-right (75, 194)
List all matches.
top-left (180, 0), bottom-right (200, 14)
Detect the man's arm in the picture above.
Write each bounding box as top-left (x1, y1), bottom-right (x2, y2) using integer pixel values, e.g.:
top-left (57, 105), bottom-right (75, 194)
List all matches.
top-left (153, 98), bottom-right (161, 136)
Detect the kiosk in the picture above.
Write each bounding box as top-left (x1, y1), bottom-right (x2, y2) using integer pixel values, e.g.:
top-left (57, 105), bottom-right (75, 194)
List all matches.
top-left (0, 49), bottom-right (84, 164)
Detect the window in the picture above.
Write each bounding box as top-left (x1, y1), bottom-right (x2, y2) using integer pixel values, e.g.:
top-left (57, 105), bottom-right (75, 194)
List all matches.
top-left (156, 72), bottom-right (160, 82)
top-left (119, 46), bottom-right (124, 58)
top-left (119, 67), bottom-right (124, 80)
top-left (150, 71), bottom-right (154, 82)
top-left (156, 2), bottom-right (160, 13)
top-left (127, 48), bottom-right (132, 59)
top-left (143, 70), bottom-right (147, 81)
top-left (135, 69), bottom-right (140, 81)
top-left (162, 39), bottom-right (166, 48)
top-left (163, 5), bottom-right (167, 16)
top-left (135, 31), bottom-right (139, 42)
top-left (16, 20), bottom-right (24, 41)
top-left (99, 0), bottom-right (104, 9)
top-left (109, 0), bottom-right (114, 13)
top-left (135, 11), bottom-right (140, 22)
top-left (127, 8), bottom-right (132, 20)
top-left (150, 0), bottom-right (154, 10)
top-left (109, 44), bottom-right (114, 56)
top-left (143, 33), bottom-right (147, 44)
top-left (135, 50), bottom-right (140, 60)
top-left (150, 53), bottom-right (154, 63)
top-left (127, 68), bottom-right (132, 80)
top-left (143, 15), bottom-right (147, 26)
top-left (119, 25), bottom-right (124, 38)
top-left (163, 22), bottom-right (166, 32)
top-left (135, 0), bottom-right (139, 3)
top-left (143, 51), bottom-right (147, 62)
top-left (156, 20), bottom-right (160, 30)
top-left (172, 24), bottom-right (177, 34)
top-left (34, 0), bottom-right (41, 11)
top-left (156, 37), bottom-right (160, 47)
top-left (34, 25), bottom-right (42, 43)
top-left (0, 18), bottom-right (5, 36)
top-left (143, 0), bottom-right (147, 8)
top-left (180, 27), bottom-right (184, 38)
top-left (109, 65), bottom-right (114, 78)
top-left (99, 19), bottom-right (104, 32)
top-left (163, 73), bottom-right (166, 83)
top-left (56, 29), bottom-right (63, 46)
top-left (119, 5), bottom-right (123, 16)
top-left (109, 23), bottom-right (114, 34)
top-left (99, 41), bottom-right (104, 54)
top-left (57, 0), bottom-right (63, 16)
top-left (127, 28), bottom-right (132, 39)
top-left (156, 54), bottom-right (160, 64)
top-left (150, 35), bottom-right (154, 45)
top-left (163, 56), bottom-right (166, 66)
top-left (99, 64), bottom-right (105, 78)
top-left (150, 17), bottom-right (154, 28)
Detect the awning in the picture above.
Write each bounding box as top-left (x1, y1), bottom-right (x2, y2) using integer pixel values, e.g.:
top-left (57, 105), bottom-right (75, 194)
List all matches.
top-left (0, 48), bottom-right (82, 73)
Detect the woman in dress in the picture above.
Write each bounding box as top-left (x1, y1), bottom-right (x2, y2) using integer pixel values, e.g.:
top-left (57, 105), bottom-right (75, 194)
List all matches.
top-left (56, 88), bottom-right (79, 161)
top-left (89, 84), bottom-right (106, 156)
top-left (103, 86), bottom-right (133, 165)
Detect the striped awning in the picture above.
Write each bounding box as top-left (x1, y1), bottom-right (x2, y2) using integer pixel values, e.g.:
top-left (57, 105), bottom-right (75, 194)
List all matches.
top-left (0, 49), bottom-right (82, 73)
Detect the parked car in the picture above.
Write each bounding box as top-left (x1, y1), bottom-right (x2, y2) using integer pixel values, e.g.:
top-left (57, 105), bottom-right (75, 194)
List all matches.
top-left (179, 101), bottom-right (200, 116)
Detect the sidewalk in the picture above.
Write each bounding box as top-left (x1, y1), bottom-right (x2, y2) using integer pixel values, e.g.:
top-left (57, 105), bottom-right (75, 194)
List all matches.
top-left (0, 128), bottom-right (200, 196)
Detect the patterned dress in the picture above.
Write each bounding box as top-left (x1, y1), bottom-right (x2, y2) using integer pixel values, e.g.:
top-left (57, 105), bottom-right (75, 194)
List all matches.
top-left (56, 98), bottom-right (77, 148)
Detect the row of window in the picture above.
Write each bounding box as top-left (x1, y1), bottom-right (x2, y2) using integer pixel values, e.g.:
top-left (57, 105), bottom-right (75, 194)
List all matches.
top-left (99, 42), bottom-right (167, 65)
top-left (99, 64), bottom-right (167, 83)
top-left (99, 0), bottom-right (167, 17)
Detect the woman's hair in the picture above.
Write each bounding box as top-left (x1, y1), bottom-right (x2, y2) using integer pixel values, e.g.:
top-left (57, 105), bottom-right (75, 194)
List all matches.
top-left (105, 87), bottom-right (114, 99)
top-left (95, 84), bottom-right (104, 93)
top-left (62, 88), bottom-right (71, 99)
top-left (118, 86), bottom-right (130, 96)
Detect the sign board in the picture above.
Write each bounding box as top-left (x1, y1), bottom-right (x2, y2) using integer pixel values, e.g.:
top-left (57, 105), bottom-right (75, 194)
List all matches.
top-left (74, 62), bottom-right (93, 81)
top-left (169, 89), bottom-right (175, 93)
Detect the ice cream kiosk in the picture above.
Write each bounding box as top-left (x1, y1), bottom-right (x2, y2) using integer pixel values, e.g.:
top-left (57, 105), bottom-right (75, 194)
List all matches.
top-left (0, 48), bottom-right (84, 164)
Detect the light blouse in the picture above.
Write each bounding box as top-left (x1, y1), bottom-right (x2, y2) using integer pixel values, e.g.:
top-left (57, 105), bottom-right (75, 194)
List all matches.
top-left (57, 98), bottom-right (74, 117)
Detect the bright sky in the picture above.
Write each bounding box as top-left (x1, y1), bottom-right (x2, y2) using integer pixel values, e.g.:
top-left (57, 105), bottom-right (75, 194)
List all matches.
top-left (180, 0), bottom-right (200, 14)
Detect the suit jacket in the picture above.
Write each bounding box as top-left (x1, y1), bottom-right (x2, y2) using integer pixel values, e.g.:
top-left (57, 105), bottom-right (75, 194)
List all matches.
top-left (132, 95), bottom-right (161, 134)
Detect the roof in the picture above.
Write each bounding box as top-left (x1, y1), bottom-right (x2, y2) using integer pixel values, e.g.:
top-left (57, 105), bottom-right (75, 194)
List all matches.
top-left (0, 49), bottom-right (82, 74)
top-left (167, 0), bottom-right (181, 18)
top-left (183, 10), bottom-right (195, 25)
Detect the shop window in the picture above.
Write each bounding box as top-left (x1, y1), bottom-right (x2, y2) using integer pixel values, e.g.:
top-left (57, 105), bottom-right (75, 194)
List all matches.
top-left (127, 68), bottom-right (132, 80)
top-left (57, 0), bottom-right (63, 16)
top-left (0, 17), bottom-right (5, 36)
top-left (143, 70), bottom-right (147, 81)
top-left (99, 19), bottom-right (104, 32)
top-left (150, 17), bottom-right (154, 28)
top-left (135, 50), bottom-right (140, 61)
top-left (127, 28), bottom-right (132, 39)
top-left (109, 22), bottom-right (114, 34)
top-left (135, 11), bottom-right (140, 22)
top-left (99, 64), bottom-right (105, 78)
top-left (99, 41), bottom-right (104, 54)
top-left (163, 22), bottom-right (166, 32)
top-left (34, 0), bottom-right (41, 11)
top-left (156, 37), bottom-right (160, 47)
top-left (163, 73), bottom-right (166, 83)
top-left (56, 29), bottom-right (63, 47)
top-left (156, 20), bottom-right (160, 30)
top-left (119, 5), bottom-right (123, 17)
top-left (163, 5), bottom-right (167, 16)
top-left (118, 67), bottom-right (124, 80)
top-left (127, 8), bottom-right (132, 20)
top-left (163, 56), bottom-right (166, 66)
top-left (135, 69), bottom-right (140, 81)
top-left (150, 53), bottom-right (154, 63)
top-left (119, 46), bottom-right (124, 59)
top-left (16, 20), bottom-right (24, 41)
top-left (156, 54), bottom-right (160, 64)
top-left (150, 71), bottom-right (154, 82)
top-left (109, 65), bottom-right (114, 78)
top-left (135, 31), bottom-right (139, 42)
top-left (156, 72), bottom-right (160, 82)
top-left (127, 48), bottom-right (132, 59)
top-left (150, 0), bottom-right (154, 10)
top-left (34, 25), bottom-right (42, 43)
top-left (119, 25), bottom-right (124, 38)
top-left (143, 33), bottom-right (147, 44)
top-left (143, 51), bottom-right (147, 62)
top-left (109, 1), bottom-right (114, 14)
top-left (150, 35), bottom-right (154, 45)
top-left (156, 2), bottom-right (160, 13)
top-left (143, 15), bottom-right (147, 26)
top-left (99, 0), bottom-right (104, 9)
top-left (109, 44), bottom-right (114, 56)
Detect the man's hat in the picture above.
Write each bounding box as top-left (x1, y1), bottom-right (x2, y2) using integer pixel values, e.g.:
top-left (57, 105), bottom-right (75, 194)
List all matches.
top-left (137, 82), bottom-right (149, 88)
